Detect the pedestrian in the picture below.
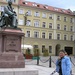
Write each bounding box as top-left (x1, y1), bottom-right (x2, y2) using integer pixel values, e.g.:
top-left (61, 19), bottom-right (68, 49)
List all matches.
top-left (56, 50), bottom-right (72, 75)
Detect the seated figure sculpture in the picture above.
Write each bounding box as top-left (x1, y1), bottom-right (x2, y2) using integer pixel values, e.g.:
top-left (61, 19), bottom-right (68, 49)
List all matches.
top-left (0, 0), bottom-right (18, 28)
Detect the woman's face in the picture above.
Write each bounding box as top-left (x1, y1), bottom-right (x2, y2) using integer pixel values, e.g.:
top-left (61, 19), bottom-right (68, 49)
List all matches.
top-left (59, 52), bottom-right (65, 58)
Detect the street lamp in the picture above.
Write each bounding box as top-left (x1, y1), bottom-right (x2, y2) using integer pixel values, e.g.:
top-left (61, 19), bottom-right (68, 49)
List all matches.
top-left (24, 12), bottom-right (28, 25)
top-left (74, 40), bottom-right (75, 58)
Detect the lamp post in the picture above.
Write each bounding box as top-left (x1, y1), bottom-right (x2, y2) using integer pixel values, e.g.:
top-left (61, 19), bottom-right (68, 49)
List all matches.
top-left (74, 40), bottom-right (75, 58)
top-left (24, 12), bottom-right (28, 25)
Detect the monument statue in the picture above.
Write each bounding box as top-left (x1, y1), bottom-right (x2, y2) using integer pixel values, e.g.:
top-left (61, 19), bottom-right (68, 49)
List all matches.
top-left (0, 0), bottom-right (25, 68)
top-left (0, 0), bottom-right (18, 28)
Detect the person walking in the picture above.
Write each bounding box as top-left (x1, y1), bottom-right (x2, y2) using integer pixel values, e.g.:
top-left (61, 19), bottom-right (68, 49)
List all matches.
top-left (56, 50), bottom-right (72, 75)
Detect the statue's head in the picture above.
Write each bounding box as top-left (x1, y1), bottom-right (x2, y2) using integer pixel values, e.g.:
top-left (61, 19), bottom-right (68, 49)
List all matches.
top-left (8, 0), bottom-right (12, 5)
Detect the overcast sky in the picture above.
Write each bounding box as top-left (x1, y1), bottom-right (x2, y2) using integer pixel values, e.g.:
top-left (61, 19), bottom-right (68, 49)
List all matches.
top-left (26, 0), bottom-right (75, 11)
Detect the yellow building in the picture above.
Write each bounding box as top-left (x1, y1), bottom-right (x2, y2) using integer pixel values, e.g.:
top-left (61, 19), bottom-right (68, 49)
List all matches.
top-left (0, 0), bottom-right (75, 55)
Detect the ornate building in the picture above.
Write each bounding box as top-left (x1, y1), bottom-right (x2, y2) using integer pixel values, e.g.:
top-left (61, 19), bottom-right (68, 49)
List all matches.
top-left (0, 0), bottom-right (75, 55)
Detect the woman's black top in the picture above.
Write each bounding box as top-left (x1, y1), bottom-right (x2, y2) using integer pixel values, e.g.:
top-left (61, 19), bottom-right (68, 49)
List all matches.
top-left (58, 59), bottom-right (62, 75)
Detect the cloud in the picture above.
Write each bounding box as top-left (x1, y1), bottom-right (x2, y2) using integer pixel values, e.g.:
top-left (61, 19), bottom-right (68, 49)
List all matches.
top-left (26, 0), bottom-right (75, 11)
top-left (65, 6), bottom-right (75, 11)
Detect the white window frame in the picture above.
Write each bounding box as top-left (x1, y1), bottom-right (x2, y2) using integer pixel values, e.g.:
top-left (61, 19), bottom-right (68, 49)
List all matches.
top-left (42, 32), bottom-right (45, 39)
top-left (64, 25), bottom-right (67, 31)
top-left (0, 6), bottom-right (4, 11)
top-left (42, 13), bottom-right (46, 18)
top-left (49, 14), bottom-right (53, 19)
top-left (70, 18), bottom-right (73, 23)
top-left (70, 26), bottom-right (73, 31)
top-left (64, 35), bottom-right (67, 40)
top-left (64, 17), bottom-right (67, 22)
top-left (49, 33), bottom-right (52, 39)
top-left (34, 31), bottom-right (39, 38)
top-left (34, 20), bottom-right (39, 27)
top-left (26, 31), bottom-right (30, 37)
top-left (26, 20), bottom-right (31, 26)
top-left (19, 9), bottom-right (24, 14)
top-left (6, 0), bottom-right (16, 3)
top-left (42, 22), bottom-right (46, 28)
top-left (34, 11), bottom-right (40, 17)
top-left (57, 24), bottom-right (60, 30)
top-left (19, 19), bottom-right (24, 25)
top-left (49, 23), bottom-right (52, 29)
top-left (27, 10), bottom-right (32, 16)
top-left (70, 35), bottom-right (73, 41)
top-left (57, 34), bottom-right (61, 40)
top-left (49, 46), bottom-right (52, 53)
top-left (57, 16), bottom-right (61, 20)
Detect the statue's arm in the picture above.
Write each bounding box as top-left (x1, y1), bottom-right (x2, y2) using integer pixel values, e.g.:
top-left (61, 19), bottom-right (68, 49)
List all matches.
top-left (4, 7), bottom-right (14, 16)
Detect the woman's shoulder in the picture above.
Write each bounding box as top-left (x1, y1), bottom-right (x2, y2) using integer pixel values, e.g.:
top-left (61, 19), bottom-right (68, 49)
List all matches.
top-left (64, 56), bottom-right (70, 60)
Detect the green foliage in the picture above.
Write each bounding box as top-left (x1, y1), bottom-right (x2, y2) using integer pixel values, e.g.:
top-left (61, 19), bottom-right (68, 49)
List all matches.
top-left (43, 48), bottom-right (49, 56)
top-left (25, 48), bottom-right (31, 55)
top-left (33, 48), bottom-right (40, 56)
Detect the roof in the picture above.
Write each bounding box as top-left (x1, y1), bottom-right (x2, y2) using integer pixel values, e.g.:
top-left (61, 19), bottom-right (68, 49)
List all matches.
top-left (19, 0), bottom-right (74, 15)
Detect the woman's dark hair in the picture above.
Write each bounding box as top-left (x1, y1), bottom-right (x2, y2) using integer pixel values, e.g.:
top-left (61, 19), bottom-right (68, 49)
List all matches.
top-left (59, 50), bottom-right (66, 53)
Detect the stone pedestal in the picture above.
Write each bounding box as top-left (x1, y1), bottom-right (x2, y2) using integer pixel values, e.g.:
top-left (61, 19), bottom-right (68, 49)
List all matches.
top-left (0, 28), bottom-right (25, 68)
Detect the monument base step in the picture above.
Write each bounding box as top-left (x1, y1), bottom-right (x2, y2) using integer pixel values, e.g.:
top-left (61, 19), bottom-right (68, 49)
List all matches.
top-left (0, 66), bottom-right (38, 75)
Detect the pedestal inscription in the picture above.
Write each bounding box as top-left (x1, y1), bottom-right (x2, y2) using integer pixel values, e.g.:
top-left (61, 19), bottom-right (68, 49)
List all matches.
top-left (4, 36), bottom-right (20, 52)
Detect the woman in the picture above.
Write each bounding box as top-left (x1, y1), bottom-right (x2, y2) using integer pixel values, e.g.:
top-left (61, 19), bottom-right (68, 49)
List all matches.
top-left (56, 50), bottom-right (72, 75)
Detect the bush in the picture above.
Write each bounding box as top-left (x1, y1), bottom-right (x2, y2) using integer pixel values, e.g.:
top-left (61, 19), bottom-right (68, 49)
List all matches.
top-left (25, 48), bottom-right (33, 59)
top-left (43, 48), bottom-right (49, 56)
top-left (33, 48), bottom-right (40, 57)
top-left (25, 48), bottom-right (31, 55)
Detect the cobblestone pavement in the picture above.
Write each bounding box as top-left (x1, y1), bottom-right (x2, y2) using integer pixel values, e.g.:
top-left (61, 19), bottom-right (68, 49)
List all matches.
top-left (25, 56), bottom-right (75, 75)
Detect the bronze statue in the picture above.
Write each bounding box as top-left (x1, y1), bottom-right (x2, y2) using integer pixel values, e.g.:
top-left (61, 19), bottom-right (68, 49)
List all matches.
top-left (0, 0), bottom-right (18, 28)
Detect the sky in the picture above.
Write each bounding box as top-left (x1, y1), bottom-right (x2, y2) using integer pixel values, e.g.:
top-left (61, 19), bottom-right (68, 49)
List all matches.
top-left (26, 0), bottom-right (75, 11)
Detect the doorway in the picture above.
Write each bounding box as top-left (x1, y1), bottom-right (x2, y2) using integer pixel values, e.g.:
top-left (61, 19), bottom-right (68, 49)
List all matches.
top-left (65, 47), bottom-right (73, 55)
top-left (55, 44), bottom-right (61, 56)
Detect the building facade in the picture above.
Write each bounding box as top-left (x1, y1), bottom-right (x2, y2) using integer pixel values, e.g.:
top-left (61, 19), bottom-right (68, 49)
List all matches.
top-left (0, 0), bottom-right (75, 55)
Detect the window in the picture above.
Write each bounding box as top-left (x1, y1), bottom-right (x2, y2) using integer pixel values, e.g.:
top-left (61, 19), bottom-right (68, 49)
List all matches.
top-left (49, 14), bottom-right (53, 19)
top-left (6, 0), bottom-right (16, 2)
top-left (70, 18), bottom-right (73, 23)
top-left (42, 22), bottom-right (46, 28)
top-left (49, 33), bottom-right (52, 39)
top-left (34, 11), bottom-right (40, 17)
top-left (57, 24), bottom-right (60, 30)
top-left (54, 8), bottom-right (58, 11)
top-left (64, 35), bottom-right (67, 40)
top-left (34, 45), bottom-right (38, 49)
top-left (42, 32), bottom-right (45, 39)
top-left (19, 19), bottom-right (24, 25)
top-left (70, 35), bottom-right (73, 41)
top-left (19, 9), bottom-right (24, 14)
top-left (23, 2), bottom-right (28, 4)
top-left (26, 20), bottom-right (31, 26)
top-left (57, 16), bottom-right (61, 20)
top-left (0, 6), bottom-right (4, 11)
top-left (26, 31), bottom-right (30, 37)
top-left (64, 25), bottom-right (67, 31)
top-left (49, 23), bottom-right (52, 29)
top-left (42, 45), bottom-right (45, 53)
top-left (70, 26), bottom-right (73, 31)
top-left (57, 34), bottom-right (60, 40)
top-left (42, 13), bottom-right (46, 18)
top-left (64, 17), bottom-right (67, 22)
top-left (34, 20), bottom-right (39, 27)
top-left (34, 31), bottom-right (39, 38)
top-left (27, 10), bottom-right (31, 16)
top-left (49, 46), bottom-right (52, 53)
top-left (33, 3), bottom-right (37, 6)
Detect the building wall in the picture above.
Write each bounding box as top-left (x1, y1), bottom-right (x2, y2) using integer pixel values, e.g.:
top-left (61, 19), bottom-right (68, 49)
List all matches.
top-left (18, 6), bottom-right (75, 55)
top-left (0, 0), bottom-right (74, 55)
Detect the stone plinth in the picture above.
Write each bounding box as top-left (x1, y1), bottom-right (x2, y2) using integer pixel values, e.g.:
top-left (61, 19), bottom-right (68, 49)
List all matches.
top-left (0, 28), bottom-right (25, 68)
top-left (0, 66), bottom-right (38, 75)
